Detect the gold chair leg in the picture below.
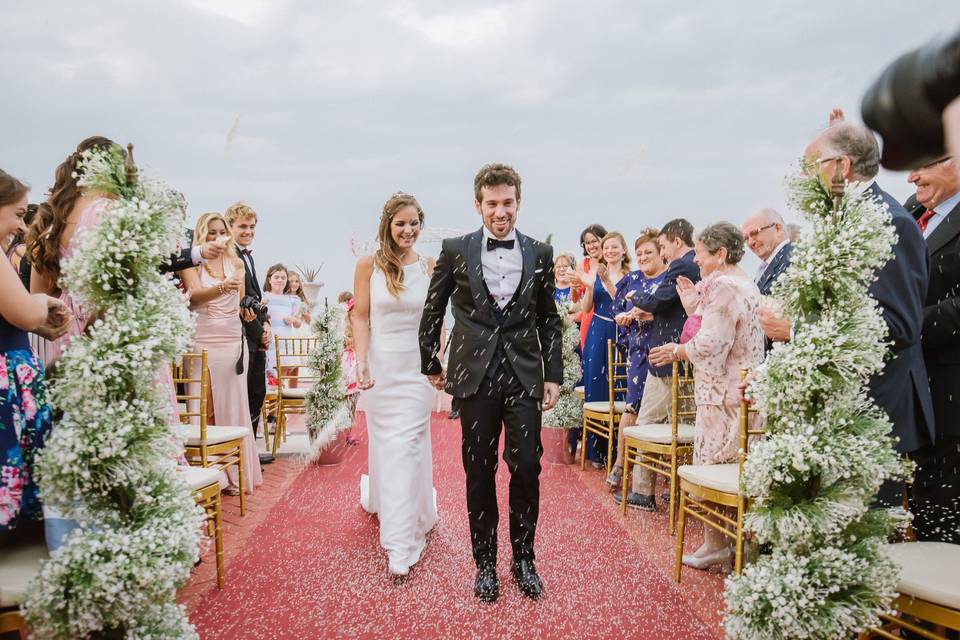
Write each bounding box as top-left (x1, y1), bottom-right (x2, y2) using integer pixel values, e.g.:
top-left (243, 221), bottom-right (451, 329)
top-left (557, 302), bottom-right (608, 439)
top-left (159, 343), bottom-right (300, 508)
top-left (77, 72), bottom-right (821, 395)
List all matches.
top-left (621, 449), bottom-right (630, 515)
top-left (668, 462), bottom-right (678, 535)
top-left (213, 493), bottom-right (224, 589)
top-left (271, 408), bottom-right (283, 457)
top-left (580, 420), bottom-right (587, 470)
top-left (674, 490), bottom-right (687, 583)
top-left (606, 425), bottom-right (614, 475)
top-left (734, 505), bottom-right (745, 575)
top-left (238, 451), bottom-right (246, 516)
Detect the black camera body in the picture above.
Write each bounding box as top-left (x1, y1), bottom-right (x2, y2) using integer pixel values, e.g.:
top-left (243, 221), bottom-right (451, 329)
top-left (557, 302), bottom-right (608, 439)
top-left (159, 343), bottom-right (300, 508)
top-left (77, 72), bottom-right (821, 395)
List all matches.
top-left (240, 295), bottom-right (268, 318)
top-left (862, 27), bottom-right (960, 170)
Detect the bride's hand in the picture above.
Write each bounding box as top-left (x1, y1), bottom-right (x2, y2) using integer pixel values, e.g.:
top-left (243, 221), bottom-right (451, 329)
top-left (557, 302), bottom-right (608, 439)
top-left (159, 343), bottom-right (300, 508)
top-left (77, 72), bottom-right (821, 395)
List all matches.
top-left (357, 361), bottom-right (375, 390)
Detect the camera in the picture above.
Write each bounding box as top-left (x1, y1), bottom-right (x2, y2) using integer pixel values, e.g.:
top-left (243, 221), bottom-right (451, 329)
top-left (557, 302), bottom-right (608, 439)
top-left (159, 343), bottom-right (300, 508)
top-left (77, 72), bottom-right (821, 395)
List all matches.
top-left (862, 27), bottom-right (960, 170)
top-left (240, 295), bottom-right (268, 317)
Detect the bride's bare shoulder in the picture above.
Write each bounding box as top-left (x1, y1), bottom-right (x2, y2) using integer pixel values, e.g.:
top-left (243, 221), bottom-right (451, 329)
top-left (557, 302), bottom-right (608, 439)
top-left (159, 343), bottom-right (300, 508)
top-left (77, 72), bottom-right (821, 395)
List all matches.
top-left (355, 255), bottom-right (375, 274)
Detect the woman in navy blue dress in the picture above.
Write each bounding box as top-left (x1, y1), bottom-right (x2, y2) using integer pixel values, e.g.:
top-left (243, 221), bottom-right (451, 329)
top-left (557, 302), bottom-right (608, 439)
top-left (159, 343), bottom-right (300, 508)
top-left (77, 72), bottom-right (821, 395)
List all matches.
top-left (606, 228), bottom-right (667, 489)
top-left (578, 232), bottom-right (631, 467)
top-left (0, 170), bottom-right (70, 541)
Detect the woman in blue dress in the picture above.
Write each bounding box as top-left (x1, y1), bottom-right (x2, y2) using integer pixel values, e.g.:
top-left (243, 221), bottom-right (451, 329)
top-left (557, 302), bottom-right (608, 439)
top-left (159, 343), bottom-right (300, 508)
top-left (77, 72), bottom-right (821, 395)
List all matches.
top-left (578, 232), bottom-right (631, 467)
top-left (0, 170), bottom-right (70, 542)
top-left (606, 228), bottom-right (667, 489)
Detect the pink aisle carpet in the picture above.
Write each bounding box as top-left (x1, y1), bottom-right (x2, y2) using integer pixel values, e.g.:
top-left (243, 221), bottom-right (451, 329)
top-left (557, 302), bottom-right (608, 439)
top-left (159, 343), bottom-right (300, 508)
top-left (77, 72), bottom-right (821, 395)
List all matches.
top-left (181, 413), bottom-right (725, 639)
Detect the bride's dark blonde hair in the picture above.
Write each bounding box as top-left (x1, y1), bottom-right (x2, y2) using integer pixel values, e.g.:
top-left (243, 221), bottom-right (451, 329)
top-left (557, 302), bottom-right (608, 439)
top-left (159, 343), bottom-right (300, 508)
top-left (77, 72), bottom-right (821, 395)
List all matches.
top-left (374, 192), bottom-right (424, 299)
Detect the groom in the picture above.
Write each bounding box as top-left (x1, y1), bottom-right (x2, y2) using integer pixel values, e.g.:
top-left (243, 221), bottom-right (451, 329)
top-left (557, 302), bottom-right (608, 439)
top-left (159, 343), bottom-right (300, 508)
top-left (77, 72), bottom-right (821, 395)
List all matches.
top-left (419, 163), bottom-right (563, 602)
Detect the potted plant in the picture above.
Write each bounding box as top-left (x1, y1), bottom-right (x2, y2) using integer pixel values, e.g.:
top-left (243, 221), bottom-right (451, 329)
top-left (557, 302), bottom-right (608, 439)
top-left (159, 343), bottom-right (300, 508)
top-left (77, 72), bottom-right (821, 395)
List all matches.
top-left (541, 302), bottom-right (582, 465)
top-left (295, 262), bottom-right (325, 306)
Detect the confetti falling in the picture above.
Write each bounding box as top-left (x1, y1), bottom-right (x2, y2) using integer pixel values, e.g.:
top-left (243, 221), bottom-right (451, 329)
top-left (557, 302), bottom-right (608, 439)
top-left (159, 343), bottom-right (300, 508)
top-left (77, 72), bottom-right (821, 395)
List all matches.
top-left (182, 412), bottom-right (725, 639)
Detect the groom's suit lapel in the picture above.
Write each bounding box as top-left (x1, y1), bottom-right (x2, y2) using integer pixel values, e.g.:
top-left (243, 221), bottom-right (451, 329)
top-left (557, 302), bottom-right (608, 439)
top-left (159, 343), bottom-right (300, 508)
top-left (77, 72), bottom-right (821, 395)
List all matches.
top-left (465, 229), bottom-right (494, 321)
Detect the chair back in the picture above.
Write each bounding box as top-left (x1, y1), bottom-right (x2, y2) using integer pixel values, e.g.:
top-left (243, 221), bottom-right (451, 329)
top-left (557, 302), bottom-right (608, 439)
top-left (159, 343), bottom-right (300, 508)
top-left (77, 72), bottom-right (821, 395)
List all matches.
top-left (275, 335), bottom-right (320, 389)
top-left (671, 361), bottom-right (696, 440)
top-left (606, 339), bottom-right (628, 410)
top-left (171, 350), bottom-right (208, 441)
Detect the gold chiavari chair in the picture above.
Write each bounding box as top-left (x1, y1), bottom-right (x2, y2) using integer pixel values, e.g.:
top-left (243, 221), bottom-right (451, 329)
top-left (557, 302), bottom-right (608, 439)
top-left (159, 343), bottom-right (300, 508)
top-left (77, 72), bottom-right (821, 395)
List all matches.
top-left (173, 350), bottom-right (248, 516)
top-left (0, 541), bottom-right (47, 635)
top-left (262, 387), bottom-right (279, 453)
top-left (620, 360), bottom-right (696, 532)
top-left (580, 339), bottom-right (628, 474)
top-left (862, 542), bottom-right (960, 639)
top-left (674, 369), bottom-right (762, 581)
top-left (179, 465), bottom-right (225, 588)
top-left (272, 335), bottom-right (319, 456)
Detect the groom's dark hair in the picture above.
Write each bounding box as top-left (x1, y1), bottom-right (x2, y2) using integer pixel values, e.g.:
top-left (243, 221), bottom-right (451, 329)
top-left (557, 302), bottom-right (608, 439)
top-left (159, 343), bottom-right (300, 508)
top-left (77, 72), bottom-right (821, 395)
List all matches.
top-left (474, 163), bottom-right (522, 202)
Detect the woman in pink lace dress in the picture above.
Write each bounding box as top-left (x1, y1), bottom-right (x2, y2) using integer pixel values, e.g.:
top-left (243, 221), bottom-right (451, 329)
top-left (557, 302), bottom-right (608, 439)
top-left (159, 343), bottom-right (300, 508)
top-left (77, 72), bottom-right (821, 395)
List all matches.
top-left (649, 222), bottom-right (764, 572)
top-left (180, 212), bottom-right (263, 496)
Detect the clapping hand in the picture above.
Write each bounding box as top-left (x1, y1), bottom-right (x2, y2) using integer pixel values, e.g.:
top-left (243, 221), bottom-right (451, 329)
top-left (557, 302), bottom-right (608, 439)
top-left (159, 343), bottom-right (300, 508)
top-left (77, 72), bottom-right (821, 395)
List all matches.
top-left (648, 342), bottom-right (680, 367)
top-left (201, 237), bottom-right (227, 260)
top-left (35, 297), bottom-right (72, 341)
top-left (676, 276), bottom-right (699, 314)
top-left (224, 271), bottom-right (243, 294)
top-left (758, 305), bottom-right (791, 342)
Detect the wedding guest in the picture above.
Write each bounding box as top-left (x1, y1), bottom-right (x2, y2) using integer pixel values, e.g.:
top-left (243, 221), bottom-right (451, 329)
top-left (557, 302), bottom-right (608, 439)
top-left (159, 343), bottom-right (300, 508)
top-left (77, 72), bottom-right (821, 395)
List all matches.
top-left (179, 212), bottom-right (263, 496)
top-left (226, 202), bottom-right (274, 465)
top-left (605, 228), bottom-right (667, 491)
top-left (2, 203), bottom-right (36, 276)
top-left (553, 253), bottom-right (576, 306)
top-left (905, 155), bottom-right (960, 542)
top-left (263, 264), bottom-right (303, 330)
top-left (799, 121), bottom-right (933, 508)
top-left (0, 170), bottom-right (70, 541)
top-left (618, 219), bottom-right (700, 510)
top-left (579, 232), bottom-right (631, 467)
top-left (286, 271), bottom-right (312, 332)
top-left (575, 224), bottom-right (607, 349)
top-left (741, 208), bottom-right (793, 297)
top-left (648, 222), bottom-right (764, 570)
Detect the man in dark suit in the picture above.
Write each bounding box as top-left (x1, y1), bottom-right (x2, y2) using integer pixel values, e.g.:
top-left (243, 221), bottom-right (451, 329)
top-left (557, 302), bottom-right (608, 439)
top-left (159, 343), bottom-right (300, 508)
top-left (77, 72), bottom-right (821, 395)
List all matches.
top-left (741, 207), bottom-right (794, 297)
top-left (802, 121), bottom-right (935, 505)
top-left (419, 163), bottom-right (562, 602)
top-left (905, 156), bottom-right (960, 542)
top-left (614, 218), bottom-right (701, 511)
top-left (226, 202), bottom-right (273, 465)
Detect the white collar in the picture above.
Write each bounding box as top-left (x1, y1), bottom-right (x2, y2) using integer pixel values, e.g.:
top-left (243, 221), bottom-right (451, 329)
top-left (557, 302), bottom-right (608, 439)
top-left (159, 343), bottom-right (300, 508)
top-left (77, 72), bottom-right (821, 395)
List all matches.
top-left (763, 239), bottom-right (790, 265)
top-left (482, 226), bottom-right (518, 242)
top-left (237, 241), bottom-right (254, 253)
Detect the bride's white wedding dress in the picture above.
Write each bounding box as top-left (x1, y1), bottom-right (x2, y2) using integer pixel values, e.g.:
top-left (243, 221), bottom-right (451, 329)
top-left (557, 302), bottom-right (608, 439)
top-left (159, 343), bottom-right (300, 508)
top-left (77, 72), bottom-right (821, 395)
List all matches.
top-left (359, 258), bottom-right (438, 575)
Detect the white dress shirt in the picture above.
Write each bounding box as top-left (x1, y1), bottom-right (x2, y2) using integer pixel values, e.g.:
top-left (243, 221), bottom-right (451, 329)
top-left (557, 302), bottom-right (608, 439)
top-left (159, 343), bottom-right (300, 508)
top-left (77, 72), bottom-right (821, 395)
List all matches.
top-left (480, 226), bottom-right (523, 309)
top-left (922, 191), bottom-right (960, 239)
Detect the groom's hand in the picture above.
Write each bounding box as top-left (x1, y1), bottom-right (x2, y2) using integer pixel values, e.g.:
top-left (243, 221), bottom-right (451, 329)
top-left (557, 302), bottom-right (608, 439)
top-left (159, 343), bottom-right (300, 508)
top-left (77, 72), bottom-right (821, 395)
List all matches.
top-left (427, 370), bottom-right (446, 390)
top-left (541, 382), bottom-right (560, 411)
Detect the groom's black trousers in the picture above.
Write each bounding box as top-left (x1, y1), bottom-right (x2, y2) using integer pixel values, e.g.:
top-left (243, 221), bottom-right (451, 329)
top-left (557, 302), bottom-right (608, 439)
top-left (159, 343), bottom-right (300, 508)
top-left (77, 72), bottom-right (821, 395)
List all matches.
top-left (458, 365), bottom-right (542, 567)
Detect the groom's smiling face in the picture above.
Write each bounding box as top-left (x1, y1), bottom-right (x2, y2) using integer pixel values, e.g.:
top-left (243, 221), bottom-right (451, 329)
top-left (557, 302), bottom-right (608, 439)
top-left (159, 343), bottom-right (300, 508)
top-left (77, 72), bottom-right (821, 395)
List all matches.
top-left (476, 184), bottom-right (519, 239)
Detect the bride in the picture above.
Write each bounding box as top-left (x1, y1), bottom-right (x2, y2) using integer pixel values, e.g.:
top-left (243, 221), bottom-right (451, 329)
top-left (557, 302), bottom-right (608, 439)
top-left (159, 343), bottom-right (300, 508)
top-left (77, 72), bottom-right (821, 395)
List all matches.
top-left (352, 192), bottom-right (439, 578)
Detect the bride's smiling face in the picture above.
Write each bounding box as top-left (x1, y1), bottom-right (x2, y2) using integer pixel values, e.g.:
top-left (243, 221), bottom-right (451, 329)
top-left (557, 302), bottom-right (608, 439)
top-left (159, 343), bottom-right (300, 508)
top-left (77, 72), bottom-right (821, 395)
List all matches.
top-left (390, 205), bottom-right (422, 250)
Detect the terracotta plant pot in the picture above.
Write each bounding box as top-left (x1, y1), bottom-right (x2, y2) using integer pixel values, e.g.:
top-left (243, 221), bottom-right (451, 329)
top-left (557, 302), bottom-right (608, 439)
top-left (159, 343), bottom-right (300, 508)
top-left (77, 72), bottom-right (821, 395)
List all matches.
top-left (541, 427), bottom-right (573, 465)
top-left (315, 429), bottom-right (350, 466)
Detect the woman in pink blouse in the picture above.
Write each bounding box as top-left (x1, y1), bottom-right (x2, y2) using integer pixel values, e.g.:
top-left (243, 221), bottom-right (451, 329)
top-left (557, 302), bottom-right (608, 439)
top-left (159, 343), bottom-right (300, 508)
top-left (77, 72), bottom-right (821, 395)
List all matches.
top-left (649, 222), bottom-right (764, 572)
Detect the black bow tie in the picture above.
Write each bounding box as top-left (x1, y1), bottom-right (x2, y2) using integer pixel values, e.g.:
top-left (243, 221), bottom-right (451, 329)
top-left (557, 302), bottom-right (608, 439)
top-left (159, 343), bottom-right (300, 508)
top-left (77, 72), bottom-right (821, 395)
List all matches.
top-left (486, 237), bottom-right (515, 251)
top-left (240, 248), bottom-right (252, 256)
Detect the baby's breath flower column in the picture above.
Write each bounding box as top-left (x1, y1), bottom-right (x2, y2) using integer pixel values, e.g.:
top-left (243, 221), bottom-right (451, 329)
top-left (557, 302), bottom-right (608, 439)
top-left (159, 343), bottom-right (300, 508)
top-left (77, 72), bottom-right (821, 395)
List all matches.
top-left (542, 306), bottom-right (582, 429)
top-left (305, 303), bottom-right (353, 459)
top-left (724, 168), bottom-right (911, 639)
top-left (24, 145), bottom-right (203, 639)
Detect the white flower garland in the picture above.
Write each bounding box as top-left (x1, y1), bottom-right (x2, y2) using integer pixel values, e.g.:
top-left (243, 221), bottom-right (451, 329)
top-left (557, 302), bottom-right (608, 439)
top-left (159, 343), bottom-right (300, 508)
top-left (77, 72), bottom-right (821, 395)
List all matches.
top-left (542, 304), bottom-right (582, 428)
top-left (724, 170), bottom-right (912, 639)
top-left (24, 146), bottom-right (203, 639)
top-left (304, 304), bottom-right (352, 460)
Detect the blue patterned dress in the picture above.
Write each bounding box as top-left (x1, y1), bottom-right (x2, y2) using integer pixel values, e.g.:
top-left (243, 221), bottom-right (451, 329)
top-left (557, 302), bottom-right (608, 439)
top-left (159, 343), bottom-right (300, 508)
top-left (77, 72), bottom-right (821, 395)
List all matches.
top-left (581, 274), bottom-right (625, 463)
top-left (0, 317), bottom-right (53, 532)
top-left (615, 270), bottom-right (667, 411)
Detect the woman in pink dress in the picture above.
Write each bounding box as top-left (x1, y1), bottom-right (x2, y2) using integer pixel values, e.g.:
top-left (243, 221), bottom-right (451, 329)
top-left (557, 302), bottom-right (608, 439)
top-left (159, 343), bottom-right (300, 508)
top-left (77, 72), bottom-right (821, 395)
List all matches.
top-left (649, 222), bottom-right (764, 572)
top-left (179, 212), bottom-right (263, 496)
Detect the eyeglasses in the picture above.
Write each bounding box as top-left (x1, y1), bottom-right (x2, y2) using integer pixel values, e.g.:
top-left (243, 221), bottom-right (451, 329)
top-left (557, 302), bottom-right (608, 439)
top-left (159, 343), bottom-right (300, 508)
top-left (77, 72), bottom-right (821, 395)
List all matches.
top-left (745, 223), bottom-right (777, 239)
top-left (802, 156), bottom-right (841, 175)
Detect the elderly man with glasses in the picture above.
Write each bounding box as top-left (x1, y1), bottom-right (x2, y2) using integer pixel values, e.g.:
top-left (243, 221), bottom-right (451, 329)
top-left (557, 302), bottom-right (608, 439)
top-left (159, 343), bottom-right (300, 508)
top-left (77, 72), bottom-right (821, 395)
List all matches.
top-left (902, 155), bottom-right (960, 542)
top-left (741, 208), bottom-right (794, 297)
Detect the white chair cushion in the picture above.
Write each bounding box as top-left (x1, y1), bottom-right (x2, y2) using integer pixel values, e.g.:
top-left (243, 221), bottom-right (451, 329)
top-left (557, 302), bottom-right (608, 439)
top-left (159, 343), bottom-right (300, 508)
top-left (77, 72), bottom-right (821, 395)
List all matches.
top-left (0, 542), bottom-right (48, 607)
top-left (623, 423), bottom-right (695, 444)
top-left (886, 541), bottom-right (960, 609)
top-left (177, 465), bottom-right (221, 490)
top-left (178, 424), bottom-right (250, 446)
top-left (279, 386), bottom-right (310, 399)
top-left (583, 400), bottom-right (627, 414)
top-left (678, 463), bottom-right (739, 495)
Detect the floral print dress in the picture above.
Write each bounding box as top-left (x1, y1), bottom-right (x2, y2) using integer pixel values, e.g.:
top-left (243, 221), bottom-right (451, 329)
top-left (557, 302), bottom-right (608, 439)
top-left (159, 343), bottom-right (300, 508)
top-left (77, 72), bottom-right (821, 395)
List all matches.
top-left (0, 343), bottom-right (54, 531)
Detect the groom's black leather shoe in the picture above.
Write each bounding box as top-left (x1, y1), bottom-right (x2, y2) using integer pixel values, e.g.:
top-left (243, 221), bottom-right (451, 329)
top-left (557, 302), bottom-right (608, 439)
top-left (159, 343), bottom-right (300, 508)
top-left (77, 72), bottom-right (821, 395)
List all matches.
top-left (474, 564), bottom-right (499, 602)
top-left (511, 558), bottom-right (544, 600)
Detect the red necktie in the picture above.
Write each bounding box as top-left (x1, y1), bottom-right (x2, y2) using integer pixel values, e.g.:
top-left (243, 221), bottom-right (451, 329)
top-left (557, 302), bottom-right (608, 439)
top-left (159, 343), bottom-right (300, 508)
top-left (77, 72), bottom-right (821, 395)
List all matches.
top-left (917, 209), bottom-right (937, 232)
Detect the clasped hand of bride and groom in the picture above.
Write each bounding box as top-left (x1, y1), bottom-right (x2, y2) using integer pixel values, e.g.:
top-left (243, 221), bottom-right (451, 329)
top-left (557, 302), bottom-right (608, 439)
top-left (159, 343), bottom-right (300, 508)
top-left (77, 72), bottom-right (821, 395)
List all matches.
top-left (351, 164), bottom-right (563, 602)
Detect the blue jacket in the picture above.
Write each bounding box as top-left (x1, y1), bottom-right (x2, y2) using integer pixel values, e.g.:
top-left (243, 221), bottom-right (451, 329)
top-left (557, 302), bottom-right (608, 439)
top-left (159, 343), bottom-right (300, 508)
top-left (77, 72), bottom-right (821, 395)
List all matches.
top-left (867, 183), bottom-right (935, 453)
top-left (757, 242), bottom-right (794, 296)
top-left (629, 249), bottom-right (701, 377)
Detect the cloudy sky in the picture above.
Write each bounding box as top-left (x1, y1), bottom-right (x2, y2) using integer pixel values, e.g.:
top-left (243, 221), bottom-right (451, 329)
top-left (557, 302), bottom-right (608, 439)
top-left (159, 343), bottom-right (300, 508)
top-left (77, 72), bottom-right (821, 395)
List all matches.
top-left (4, 1), bottom-right (954, 292)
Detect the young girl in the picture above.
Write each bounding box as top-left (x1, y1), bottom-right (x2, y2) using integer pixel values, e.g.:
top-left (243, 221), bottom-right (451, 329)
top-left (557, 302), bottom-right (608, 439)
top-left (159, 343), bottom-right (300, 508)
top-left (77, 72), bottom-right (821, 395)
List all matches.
top-left (262, 264), bottom-right (302, 384)
top-left (286, 271), bottom-right (312, 335)
top-left (339, 290), bottom-right (359, 445)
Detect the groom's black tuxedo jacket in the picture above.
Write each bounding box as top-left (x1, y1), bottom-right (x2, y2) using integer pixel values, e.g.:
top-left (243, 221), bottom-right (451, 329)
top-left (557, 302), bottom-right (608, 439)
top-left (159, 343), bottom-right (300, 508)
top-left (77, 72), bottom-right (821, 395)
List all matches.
top-left (419, 228), bottom-right (563, 399)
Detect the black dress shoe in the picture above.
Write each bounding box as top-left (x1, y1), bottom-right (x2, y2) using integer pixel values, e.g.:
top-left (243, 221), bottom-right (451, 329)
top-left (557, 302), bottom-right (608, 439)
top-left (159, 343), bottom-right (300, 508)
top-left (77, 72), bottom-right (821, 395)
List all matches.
top-left (259, 454), bottom-right (275, 465)
top-left (511, 558), bottom-right (544, 600)
top-left (613, 491), bottom-right (655, 511)
top-left (474, 564), bottom-right (498, 602)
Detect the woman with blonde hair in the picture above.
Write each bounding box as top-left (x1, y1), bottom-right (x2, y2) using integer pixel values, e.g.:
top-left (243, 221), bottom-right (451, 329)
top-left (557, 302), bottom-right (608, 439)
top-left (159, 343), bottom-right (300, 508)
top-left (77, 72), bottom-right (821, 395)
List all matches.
top-left (179, 212), bottom-right (263, 497)
top-left (352, 192), bottom-right (438, 578)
